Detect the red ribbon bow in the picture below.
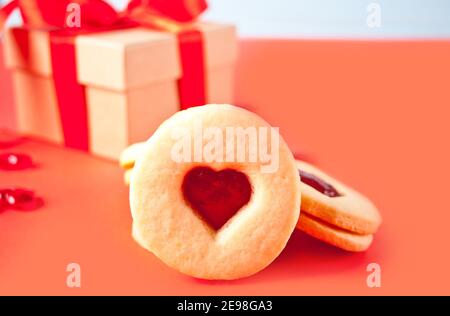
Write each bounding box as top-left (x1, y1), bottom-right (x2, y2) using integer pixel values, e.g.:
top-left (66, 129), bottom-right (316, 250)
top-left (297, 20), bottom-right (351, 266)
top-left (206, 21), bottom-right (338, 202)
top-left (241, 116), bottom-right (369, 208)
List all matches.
top-left (1, 0), bottom-right (207, 29)
top-left (1, 0), bottom-right (209, 151)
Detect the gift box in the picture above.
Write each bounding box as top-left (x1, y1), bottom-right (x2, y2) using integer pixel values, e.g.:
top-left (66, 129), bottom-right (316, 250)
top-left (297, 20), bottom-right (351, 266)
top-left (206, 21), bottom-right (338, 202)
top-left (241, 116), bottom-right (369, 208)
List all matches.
top-left (1, 1), bottom-right (237, 160)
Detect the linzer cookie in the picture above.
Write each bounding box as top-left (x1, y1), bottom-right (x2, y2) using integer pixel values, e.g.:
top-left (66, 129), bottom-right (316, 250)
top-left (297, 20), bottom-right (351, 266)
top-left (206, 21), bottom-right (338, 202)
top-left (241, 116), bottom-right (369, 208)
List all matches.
top-left (296, 160), bottom-right (381, 251)
top-left (129, 104), bottom-right (301, 280)
top-left (298, 213), bottom-right (374, 252)
top-left (120, 142), bottom-right (145, 186)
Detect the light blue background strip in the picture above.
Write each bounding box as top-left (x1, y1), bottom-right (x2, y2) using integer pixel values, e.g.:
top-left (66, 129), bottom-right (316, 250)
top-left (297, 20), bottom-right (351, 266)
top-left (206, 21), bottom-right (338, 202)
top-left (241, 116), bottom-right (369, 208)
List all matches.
top-left (2, 0), bottom-right (450, 39)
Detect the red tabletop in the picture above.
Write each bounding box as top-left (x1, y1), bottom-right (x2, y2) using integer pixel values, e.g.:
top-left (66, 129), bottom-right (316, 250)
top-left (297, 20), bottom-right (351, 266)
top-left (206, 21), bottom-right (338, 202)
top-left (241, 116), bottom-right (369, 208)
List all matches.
top-left (1, 39), bottom-right (450, 295)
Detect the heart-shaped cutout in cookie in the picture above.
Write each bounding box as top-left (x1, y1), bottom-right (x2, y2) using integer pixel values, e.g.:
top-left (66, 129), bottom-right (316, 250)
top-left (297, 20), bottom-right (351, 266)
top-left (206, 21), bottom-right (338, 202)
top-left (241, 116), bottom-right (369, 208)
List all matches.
top-left (182, 167), bottom-right (253, 231)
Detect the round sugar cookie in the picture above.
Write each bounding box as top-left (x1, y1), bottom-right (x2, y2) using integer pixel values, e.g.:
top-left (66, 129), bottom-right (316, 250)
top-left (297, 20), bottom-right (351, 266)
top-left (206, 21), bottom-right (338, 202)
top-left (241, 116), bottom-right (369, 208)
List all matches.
top-left (298, 213), bottom-right (373, 252)
top-left (296, 160), bottom-right (381, 235)
top-left (130, 104), bottom-right (301, 280)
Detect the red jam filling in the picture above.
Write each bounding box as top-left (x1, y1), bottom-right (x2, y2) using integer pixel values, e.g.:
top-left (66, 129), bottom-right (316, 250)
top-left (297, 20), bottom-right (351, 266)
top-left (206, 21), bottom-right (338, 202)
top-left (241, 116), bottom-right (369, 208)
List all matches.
top-left (299, 170), bottom-right (341, 197)
top-left (0, 153), bottom-right (34, 171)
top-left (0, 188), bottom-right (43, 212)
top-left (182, 167), bottom-right (252, 231)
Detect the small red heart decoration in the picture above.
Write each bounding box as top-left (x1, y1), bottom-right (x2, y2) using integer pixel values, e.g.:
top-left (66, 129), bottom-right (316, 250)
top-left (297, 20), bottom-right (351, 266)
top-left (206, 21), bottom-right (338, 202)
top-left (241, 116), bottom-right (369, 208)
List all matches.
top-left (182, 167), bottom-right (252, 231)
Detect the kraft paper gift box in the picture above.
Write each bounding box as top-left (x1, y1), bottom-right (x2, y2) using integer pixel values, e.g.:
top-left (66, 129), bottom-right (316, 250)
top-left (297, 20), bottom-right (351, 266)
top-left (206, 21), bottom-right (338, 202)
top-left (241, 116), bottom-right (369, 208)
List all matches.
top-left (3, 23), bottom-right (237, 160)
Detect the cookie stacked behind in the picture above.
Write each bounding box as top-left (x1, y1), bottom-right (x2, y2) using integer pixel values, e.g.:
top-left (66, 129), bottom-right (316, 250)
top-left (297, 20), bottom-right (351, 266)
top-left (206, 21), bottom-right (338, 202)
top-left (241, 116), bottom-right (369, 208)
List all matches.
top-left (119, 142), bottom-right (145, 186)
top-left (296, 160), bottom-right (382, 252)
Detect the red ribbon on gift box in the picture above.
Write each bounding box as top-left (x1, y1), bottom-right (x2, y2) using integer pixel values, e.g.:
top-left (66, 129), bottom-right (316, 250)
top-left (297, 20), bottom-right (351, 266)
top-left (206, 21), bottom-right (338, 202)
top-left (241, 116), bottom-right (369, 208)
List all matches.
top-left (0, 0), bottom-right (17, 27)
top-left (0, 0), bottom-right (208, 151)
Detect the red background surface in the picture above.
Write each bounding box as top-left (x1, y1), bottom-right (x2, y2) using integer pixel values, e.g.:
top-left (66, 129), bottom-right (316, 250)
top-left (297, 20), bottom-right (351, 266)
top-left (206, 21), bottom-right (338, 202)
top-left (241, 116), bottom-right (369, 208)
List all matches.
top-left (1, 39), bottom-right (450, 295)
top-left (0, 43), bottom-right (15, 130)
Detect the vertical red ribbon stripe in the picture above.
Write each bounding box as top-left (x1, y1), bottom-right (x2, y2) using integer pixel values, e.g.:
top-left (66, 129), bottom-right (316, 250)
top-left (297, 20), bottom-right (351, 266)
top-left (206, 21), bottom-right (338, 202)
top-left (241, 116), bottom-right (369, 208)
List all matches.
top-left (177, 29), bottom-right (207, 110)
top-left (0, 0), bottom-right (18, 29)
top-left (49, 32), bottom-right (89, 151)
